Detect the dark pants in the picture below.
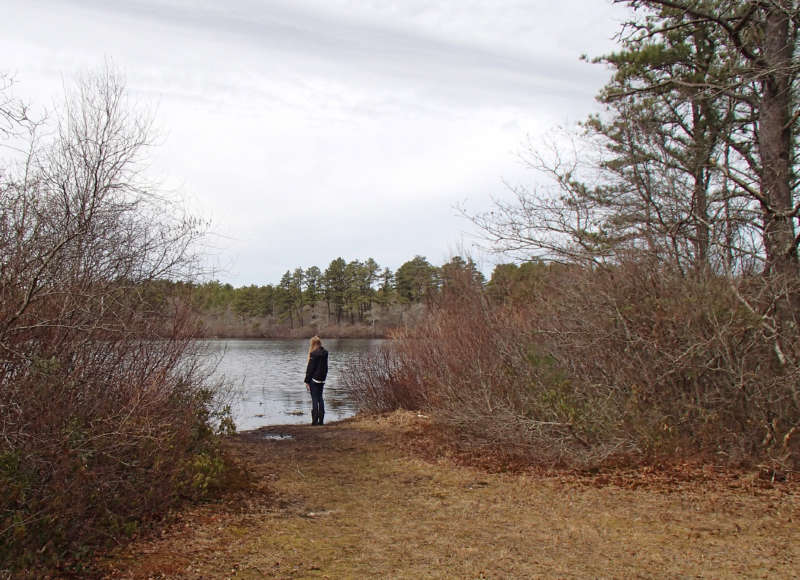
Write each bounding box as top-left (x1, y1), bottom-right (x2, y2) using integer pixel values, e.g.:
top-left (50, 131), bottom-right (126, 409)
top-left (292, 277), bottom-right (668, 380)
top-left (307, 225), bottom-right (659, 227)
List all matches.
top-left (310, 382), bottom-right (325, 425)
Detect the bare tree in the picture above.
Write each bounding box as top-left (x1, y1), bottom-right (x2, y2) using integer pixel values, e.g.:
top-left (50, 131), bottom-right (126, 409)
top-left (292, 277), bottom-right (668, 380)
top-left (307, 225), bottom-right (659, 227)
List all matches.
top-left (0, 73), bottom-right (33, 140)
top-left (0, 68), bottom-right (221, 569)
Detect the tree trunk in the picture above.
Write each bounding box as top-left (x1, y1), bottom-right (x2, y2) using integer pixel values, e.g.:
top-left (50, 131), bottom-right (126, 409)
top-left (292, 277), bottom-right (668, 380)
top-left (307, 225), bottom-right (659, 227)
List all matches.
top-left (691, 99), bottom-right (710, 271)
top-left (759, 1), bottom-right (798, 278)
top-left (757, 1), bottom-right (799, 364)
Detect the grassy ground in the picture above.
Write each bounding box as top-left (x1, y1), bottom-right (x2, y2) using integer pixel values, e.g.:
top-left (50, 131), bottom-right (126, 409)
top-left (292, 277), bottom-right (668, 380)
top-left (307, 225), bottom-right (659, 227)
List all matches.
top-left (97, 412), bottom-right (799, 579)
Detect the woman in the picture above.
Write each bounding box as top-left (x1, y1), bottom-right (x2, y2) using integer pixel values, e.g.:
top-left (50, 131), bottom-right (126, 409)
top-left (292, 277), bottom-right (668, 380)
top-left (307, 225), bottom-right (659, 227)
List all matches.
top-left (304, 335), bottom-right (329, 425)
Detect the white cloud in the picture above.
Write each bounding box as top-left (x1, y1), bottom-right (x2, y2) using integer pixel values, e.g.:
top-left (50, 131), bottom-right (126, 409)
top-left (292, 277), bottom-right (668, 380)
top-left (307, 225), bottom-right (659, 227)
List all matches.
top-left (3, 0), bottom-right (627, 285)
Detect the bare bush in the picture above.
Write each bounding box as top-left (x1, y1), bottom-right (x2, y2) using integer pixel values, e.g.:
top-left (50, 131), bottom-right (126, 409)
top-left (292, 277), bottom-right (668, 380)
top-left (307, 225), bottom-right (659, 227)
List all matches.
top-left (0, 70), bottom-right (226, 572)
top-left (344, 265), bottom-right (592, 463)
top-left (344, 346), bottom-right (427, 413)
top-left (536, 259), bottom-right (800, 466)
top-left (346, 261), bottom-right (800, 469)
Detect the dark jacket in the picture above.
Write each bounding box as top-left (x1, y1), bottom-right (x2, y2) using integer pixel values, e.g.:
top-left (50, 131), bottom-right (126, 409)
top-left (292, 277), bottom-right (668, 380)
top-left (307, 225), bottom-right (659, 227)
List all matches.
top-left (305, 347), bottom-right (328, 384)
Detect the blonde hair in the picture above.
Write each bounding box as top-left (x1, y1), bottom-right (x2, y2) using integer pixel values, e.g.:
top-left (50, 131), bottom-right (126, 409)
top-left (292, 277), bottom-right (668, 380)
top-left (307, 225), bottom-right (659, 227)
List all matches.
top-left (308, 335), bottom-right (322, 359)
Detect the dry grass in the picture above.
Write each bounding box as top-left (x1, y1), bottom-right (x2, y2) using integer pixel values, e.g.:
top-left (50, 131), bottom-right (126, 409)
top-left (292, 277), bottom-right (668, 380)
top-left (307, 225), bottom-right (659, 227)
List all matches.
top-left (96, 411), bottom-right (799, 579)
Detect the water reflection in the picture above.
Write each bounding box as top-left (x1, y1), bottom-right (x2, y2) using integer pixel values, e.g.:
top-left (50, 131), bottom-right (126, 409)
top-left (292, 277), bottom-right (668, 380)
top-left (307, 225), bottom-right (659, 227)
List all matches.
top-left (198, 338), bottom-right (384, 430)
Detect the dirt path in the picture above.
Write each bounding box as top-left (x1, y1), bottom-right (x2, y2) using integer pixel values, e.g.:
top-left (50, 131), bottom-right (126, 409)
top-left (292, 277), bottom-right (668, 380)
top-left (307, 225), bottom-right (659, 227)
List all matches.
top-left (99, 412), bottom-right (799, 579)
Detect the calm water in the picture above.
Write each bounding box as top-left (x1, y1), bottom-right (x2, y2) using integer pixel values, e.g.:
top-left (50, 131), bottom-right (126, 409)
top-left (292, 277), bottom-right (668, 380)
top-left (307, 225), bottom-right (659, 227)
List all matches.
top-left (199, 338), bottom-right (384, 431)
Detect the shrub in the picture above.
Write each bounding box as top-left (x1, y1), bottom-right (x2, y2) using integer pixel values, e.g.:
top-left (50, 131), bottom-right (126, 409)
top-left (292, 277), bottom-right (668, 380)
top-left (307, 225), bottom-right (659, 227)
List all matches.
top-left (0, 70), bottom-right (229, 572)
top-left (344, 259), bottom-right (800, 469)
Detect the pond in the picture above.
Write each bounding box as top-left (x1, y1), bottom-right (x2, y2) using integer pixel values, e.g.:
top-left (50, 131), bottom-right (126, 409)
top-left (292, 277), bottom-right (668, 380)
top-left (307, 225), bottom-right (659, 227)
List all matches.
top-left (198, 338), bottom-right (385, 431)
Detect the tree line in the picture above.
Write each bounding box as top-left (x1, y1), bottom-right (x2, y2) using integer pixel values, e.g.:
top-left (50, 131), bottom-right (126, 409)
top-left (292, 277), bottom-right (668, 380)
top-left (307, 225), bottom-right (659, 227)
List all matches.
top-left (185, 255), bottom-right (484, 327)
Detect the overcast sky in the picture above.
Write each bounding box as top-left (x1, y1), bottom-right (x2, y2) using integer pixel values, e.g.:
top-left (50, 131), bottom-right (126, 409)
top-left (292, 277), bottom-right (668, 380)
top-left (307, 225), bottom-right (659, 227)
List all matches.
top-left (4, 0), bottom-right (628, 286)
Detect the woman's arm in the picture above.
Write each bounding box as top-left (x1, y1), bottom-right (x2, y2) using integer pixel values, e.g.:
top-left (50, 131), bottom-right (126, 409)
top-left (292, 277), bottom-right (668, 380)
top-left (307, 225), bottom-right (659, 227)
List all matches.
top-left (305, 354), bottom-right (318, 385)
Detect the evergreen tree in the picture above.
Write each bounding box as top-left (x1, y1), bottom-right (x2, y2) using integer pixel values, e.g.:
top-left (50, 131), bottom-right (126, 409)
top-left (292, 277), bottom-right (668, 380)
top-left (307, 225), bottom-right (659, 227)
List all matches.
top-left (291, 267), bottom-right (305, 326)
top-left (586, 6), bottom-right (736, 272)
top-left (344, 260), bottom-right (363, 323)
top-left (395, 255), bottom-right (440, 303)
top-left (441, 256), bottom-right (484, 290)
top-left (617, 0), bottom-right (799, 278)
top-left (323, 257), bottom-right (348, 324)
top-left (277, 270), bottom-right (294, 327)
top-left (303, 266), bottom-right (322, 304)
top-left (376, 267), bottom-right (394, 305)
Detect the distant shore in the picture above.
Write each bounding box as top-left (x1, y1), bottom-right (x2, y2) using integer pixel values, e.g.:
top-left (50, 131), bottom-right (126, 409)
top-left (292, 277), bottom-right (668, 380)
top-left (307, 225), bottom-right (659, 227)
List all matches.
top-left (193, 320), bottom-right (392, 340)
top-left (192, 302), bottom-right (427, 340)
